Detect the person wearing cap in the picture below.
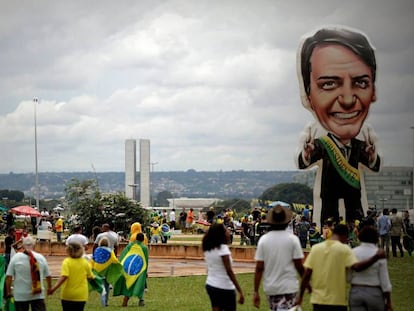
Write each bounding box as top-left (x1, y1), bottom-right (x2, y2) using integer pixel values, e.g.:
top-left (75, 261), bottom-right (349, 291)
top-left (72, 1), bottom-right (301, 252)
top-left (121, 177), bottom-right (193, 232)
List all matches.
top-left (5, 236), bottom-right (52, 311)
top-left (150, 222), bottom-right (161, 244)
top-left (253, 205), bottom-right (306, 310)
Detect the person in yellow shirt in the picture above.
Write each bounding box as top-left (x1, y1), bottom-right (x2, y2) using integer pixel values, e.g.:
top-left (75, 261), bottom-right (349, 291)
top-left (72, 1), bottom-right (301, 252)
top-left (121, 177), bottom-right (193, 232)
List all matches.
top-left (297, 224), bottom-right (385, 310)
top-left (150, 223), bottom-right (161, 244)
top-left (54, 216), bottom-right (64, 243)
top-left (322, 218), bottom-right (334, 240)
top-left (48, 242), bottom-right (95, 311)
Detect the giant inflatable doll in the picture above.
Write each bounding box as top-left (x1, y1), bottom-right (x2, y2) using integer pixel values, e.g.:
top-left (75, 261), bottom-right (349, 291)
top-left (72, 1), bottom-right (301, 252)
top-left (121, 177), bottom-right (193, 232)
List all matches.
top-left (295, 26), bottom-right (381, 227)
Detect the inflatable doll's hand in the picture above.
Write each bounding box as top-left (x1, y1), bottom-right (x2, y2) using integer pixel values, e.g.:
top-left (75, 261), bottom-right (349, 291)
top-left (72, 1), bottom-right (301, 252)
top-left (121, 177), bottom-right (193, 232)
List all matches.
top-left (300, 123), bottom-right (317, 161)
top-left (362, 125), bottom-right (378, 163)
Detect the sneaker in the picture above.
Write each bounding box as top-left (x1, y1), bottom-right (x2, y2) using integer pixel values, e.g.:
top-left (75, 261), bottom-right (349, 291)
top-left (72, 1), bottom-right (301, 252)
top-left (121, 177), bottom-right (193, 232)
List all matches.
top-left (139, 299), bottom-right (145, 307)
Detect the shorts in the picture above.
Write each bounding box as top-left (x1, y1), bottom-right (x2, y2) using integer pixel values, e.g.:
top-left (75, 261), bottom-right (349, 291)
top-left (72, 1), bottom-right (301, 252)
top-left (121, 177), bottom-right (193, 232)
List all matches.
top-left (266, 292), bottom-right (297, 311)
top-left (313, 304), bottom-right (347, 311)
top-left (206, 284), bottom-right (236, 311)
top-left (15, 299), bottom-right (46, 311)
top-left (61, 300), bottom-right (86, 311)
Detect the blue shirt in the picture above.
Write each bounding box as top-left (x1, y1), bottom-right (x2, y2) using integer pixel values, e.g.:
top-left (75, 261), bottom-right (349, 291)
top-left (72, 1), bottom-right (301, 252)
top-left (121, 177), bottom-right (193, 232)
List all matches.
top-left (377, 215), bottom-right (391, 236)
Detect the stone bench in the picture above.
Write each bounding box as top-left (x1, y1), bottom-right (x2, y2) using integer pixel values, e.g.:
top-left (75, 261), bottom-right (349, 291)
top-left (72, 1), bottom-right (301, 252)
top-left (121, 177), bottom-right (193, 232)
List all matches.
top-left (0, 241), bottom-right (257, 262)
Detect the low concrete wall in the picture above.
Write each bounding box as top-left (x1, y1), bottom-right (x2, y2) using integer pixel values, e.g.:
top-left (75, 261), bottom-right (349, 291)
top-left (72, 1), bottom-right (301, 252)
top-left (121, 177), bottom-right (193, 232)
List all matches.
top-left (0, 241), bottom-right (257, 262)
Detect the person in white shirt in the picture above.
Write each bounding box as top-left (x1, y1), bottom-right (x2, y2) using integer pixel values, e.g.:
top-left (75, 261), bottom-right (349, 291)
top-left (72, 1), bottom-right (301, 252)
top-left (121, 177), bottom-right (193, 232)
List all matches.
top-left (38, 217), bottom-right (52, 231)
top-left (93, 223), bottom-right (119, 256)
top-left (5, 236), bottom-right (52, 311)
top-left (169, 208), bottom-right (176, 230)
top-left (253, 205), bottom-right (305, 311)
top-left (66, 225), bottom-right (89, 253)
top-left (203, 223), bottom-right (244, 311)
top-left (349, 226), bottom-right (393, 311)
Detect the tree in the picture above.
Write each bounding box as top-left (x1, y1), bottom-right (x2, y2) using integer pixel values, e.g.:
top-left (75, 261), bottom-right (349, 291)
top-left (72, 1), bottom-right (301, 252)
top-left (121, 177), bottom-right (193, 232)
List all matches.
top-left (64, 178), bottom-right (149, 237)
top-left (220, 198), bottom-right (251, 212)
top-left (156, 190), bottom-right (173, 207)
top-left (258, 183), bottom-right (313, 206)
top-left (210, 198), bottom-right (251, 221)
top-left (0, 189), bottom-right (24, 203)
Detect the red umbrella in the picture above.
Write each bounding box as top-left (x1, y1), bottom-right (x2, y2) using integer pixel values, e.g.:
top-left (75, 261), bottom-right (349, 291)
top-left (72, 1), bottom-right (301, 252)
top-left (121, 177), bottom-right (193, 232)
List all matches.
top-left (11, 205), bottom-right (41, 217)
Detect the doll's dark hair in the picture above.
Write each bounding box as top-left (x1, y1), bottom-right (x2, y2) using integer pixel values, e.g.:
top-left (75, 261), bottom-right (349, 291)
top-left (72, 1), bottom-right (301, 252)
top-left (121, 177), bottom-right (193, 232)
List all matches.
top-left (301, 27), bottom-right (376, 95)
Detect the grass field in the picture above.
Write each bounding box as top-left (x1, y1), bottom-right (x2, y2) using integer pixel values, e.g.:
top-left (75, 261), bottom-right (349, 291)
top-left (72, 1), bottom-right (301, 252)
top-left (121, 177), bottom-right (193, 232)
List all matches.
top-left (40, 254), bottom-right (413, 311)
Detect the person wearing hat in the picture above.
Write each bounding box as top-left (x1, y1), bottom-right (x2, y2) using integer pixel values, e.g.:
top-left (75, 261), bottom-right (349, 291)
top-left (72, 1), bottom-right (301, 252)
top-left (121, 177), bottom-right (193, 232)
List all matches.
top-left (253, 205), bottom-right (306, 310)
top-left (150, 222), bottom-right (161, 244)
top-left (5, 236), bottom-right (52, 311)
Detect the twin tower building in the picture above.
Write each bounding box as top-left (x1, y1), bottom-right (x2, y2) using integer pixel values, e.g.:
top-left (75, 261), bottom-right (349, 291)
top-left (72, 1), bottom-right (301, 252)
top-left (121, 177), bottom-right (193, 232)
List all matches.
top-left (125, 139), bottom-right (151, 207)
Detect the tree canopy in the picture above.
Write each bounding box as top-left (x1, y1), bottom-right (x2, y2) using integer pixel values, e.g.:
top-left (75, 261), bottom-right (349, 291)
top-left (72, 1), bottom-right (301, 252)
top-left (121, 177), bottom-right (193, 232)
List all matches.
top-left (258, 183), bottom-right (313, 206)
top-left (156, 190), bottom-right (173, 207)
top-left (0, 189), bottom-right (25, 203)
top-left (64, 178), bottom-right (149, 237)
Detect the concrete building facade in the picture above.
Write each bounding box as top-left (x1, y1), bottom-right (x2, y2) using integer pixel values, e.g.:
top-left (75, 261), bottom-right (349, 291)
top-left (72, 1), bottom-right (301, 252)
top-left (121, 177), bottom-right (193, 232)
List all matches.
top-left (140, 139), bottom-right (151, 207)
top-left (297, 166), bottom-right (414, 213)
top-left (125, 139), bottom-right (137, 200)
top-left (364, 166), bottom-right (413, 211)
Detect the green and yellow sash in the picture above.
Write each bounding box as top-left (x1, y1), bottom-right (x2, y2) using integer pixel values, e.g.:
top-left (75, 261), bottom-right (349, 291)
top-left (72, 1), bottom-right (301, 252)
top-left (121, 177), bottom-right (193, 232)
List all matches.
top-left (319, 135), bottom-right (360, 189)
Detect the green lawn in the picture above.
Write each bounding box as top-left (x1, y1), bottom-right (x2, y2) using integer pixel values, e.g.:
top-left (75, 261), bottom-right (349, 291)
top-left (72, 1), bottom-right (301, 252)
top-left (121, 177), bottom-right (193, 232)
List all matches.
top-left (42, 255), bottom-right (413, 311)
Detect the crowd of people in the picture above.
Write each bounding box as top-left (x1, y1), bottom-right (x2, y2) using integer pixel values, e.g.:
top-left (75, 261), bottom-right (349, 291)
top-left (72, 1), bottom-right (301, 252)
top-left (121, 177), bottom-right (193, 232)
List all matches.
top-left (2, 220), bottom-right (149, 310)
top-left (203, 205), bottom-right (400, 311)
top-left (1, 208), bottom-right (79, 244)
top-left (1, 203), bottom-right (411, 311)
top-left (140, 203), bottom-right (410, 311)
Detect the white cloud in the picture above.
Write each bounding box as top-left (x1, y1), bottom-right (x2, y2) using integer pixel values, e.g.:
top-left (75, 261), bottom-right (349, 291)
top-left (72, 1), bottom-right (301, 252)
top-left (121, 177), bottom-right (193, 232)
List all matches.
top-left (0, 0), bottom-right (413, 173)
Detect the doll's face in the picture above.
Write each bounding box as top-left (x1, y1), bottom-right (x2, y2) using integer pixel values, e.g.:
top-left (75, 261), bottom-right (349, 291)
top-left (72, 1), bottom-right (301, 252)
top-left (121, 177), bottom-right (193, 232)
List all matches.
top-left (308, 44), bottom-right (376, 142)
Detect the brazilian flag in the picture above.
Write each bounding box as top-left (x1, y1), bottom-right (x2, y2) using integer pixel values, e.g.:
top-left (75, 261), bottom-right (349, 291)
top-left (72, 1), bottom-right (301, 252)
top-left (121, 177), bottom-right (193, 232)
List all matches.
top-left (113, 241), bottom-right (148, 299)
top-left (88, 271), bottom-right (104, 294)
top-left (90, 246), bottom-right (123, 284)
top-left (0, 256), bottom-right (5, 306)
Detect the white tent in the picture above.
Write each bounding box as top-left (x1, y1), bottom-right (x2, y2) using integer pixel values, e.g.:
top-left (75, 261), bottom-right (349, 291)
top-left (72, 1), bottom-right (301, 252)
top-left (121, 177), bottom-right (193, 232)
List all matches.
top-left (268, 201), bottom-right (291, 208)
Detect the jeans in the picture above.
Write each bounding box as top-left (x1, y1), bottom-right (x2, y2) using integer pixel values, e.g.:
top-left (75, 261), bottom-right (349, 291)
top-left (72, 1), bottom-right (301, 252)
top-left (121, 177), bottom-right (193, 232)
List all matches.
top-left (100, 278), bottom-right (110, 306)
top-left (391, 235), bottom-right (404, 257)
top-left (379, 234), bottom-right (390, 257)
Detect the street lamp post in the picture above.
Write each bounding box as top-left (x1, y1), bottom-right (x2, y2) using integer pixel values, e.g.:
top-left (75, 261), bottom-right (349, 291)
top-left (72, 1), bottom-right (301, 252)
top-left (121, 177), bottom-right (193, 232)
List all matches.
top-left (411, 126), bottom-right (414, 210)
top-left (150, 162), bottom-right (158, 207)
top-left (34, 98), bottom-right (40, 210)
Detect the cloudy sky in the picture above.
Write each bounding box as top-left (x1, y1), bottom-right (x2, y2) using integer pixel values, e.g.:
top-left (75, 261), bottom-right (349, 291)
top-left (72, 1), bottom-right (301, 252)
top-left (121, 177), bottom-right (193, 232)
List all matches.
top-left (1, 0), bottom-right (413, 173)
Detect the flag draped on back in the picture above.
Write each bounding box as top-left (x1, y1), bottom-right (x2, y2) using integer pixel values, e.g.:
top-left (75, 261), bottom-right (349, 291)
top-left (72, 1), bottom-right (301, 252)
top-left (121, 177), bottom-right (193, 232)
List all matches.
top-left (24, 250), bottom-right (41, 294)
top-left (90, 246), bottom-right (122, 284)
top-left (0, 256), bottom-right (6, 306)
top-left (113, 241), bottom-right (148, 299)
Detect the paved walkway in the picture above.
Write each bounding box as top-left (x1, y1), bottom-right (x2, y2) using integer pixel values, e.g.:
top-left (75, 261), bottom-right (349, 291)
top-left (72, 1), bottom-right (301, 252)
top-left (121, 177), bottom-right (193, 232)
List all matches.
top-left (45, 256), bottom-right (256, 278)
